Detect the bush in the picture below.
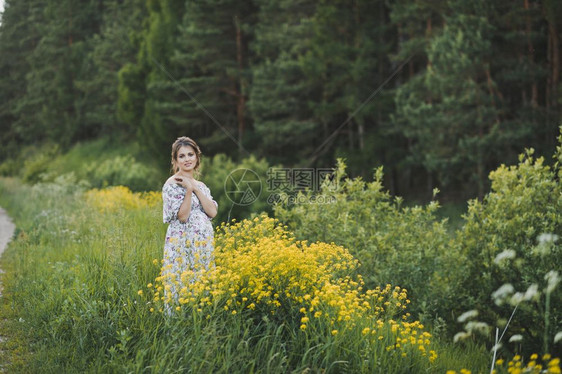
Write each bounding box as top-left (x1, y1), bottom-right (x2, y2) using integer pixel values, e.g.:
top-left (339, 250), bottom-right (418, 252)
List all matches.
top-left (273, 159), bottom-right (453, 326)
top-left (200, 153), bottom-right (275, 224)
top-left (0, 158), bottom-right (18, 176)
top-left (84, 155), bottom-right (161, 191)
top-left (450, 148), bottom-right (562, 357)
top-left (21, 143), bottom-right (61, 183)
top-left (5, 139), bottom-right (165, 191)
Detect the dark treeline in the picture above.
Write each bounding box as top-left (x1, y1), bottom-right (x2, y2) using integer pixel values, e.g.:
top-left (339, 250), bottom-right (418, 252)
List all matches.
top-left (1, 0), bottom-right (561, 200)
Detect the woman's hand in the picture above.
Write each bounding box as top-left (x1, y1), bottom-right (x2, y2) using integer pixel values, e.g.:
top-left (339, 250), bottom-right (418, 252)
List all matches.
top-left (174, 175), bottom-right (194, 192)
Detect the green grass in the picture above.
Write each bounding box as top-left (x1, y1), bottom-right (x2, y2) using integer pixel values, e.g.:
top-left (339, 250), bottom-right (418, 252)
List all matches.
top-left (0, 177), bottom-right (493, 373)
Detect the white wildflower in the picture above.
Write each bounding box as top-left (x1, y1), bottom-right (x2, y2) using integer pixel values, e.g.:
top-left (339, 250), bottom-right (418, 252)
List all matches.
top-left (510, 292), bottom-right (524, 305)
top-left (537, 233), bottom-right (559, 244)
top-left (465, 321), bottom-right (490, 335)
top-left (545, 271), bottom-right (560, 294)
top-left (509, 334), bottom-right (523, 342)
top-left (454, 331), bottom-right (471, 343)
top-left (494, 249), bottom-right (516, 264)
top-left (534, 233), bottom-right (559, 256)
top-left (458, 310), bottom-right (479, 323)
top-left (554, 331), bottom-right (562, 344)
top-left (492, 283), bottom-right (514, 305)
top-left (523, 284), bottom-right (539, 301)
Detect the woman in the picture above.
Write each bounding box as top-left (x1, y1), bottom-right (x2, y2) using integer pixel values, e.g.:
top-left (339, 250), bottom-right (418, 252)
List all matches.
top-left (161, 136), bottom-right (218, 306)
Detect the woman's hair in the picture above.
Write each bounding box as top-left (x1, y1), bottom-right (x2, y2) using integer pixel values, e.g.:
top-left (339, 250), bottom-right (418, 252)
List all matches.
top-left (170, 136), bottom-right (202, 175)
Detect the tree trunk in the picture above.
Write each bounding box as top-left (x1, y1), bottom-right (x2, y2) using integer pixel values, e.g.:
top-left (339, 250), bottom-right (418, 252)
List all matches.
top-left (357, 120), bottom-right (364, 150)
top-left (234, 14), bottom-right (246, 154)
top-left (543, 2), bottom-right (560, 147)
top-left (549, 21), bottom-right (559, 108)
top-left (68, 3), bottom-right (73, 46)
top-left (524, 0), bottom-right (538, 107)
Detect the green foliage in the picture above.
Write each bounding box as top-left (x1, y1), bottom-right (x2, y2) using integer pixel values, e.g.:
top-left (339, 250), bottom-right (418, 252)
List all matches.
top-left (249, 0), bottom-right (317, 162)
top-left (1, 0), bottom-right (562, 199)
top-left (274, 159), bottom-right (453, 324)
top-left (0, 177), bottom-right (491, 373)
top-left (9, 0), bottom-right (103, 147)
top-left (393, 0), bottom-right (505, 198)
top-left (0, 159), bottom-right (18, 177)
top-left (11, 139), bottom-right (165, 192)
top-left (451, 148), bottom-right (562, 356)
top-left (75, 0), bottom-right (147, 139)
top-left (21, 143), bottom-right (61, 184)
top-left (201, 153), bottom-right (274, 224)
top-left (84, 155), bottom-right (160, 191)
top-left (250, 0), bottom-right (395, 167)
top-left (273, 139), bottom-right (562, 357)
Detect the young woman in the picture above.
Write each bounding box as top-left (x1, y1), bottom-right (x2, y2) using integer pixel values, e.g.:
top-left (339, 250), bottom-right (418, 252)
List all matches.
top-left (161, 136), bottom-right (218, 305)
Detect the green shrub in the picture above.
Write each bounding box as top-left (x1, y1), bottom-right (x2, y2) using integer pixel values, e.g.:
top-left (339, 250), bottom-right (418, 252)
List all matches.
top-left (451, 147), bottom-right (562, 357)
top-left (0, 158), bottom-right (18, 176)
top-left (200, 153), bottom-right (275, 224)
top-left (21, 143), bottom-right (61, 183)
top-left (6, 139), bottom-right (165, 192)
top-left (273, 159), bottom-right (454, 326)
top-left (84, 155), bottom-right (161, 191)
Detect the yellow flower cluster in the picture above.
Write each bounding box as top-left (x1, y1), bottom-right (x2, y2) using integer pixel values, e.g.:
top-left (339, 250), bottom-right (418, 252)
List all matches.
top-left (146, 214), bottom-right (436, 361)
top-left (85, 186), bottom-right (161, 212)
top-left (448, 354), bottom-right (561, 374)
top-left (493, 354), bottom-right (561, 374)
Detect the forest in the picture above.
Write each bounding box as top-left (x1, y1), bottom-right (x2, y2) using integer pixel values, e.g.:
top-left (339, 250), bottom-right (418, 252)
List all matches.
top-left (0, 0), bottom-right (561, 201)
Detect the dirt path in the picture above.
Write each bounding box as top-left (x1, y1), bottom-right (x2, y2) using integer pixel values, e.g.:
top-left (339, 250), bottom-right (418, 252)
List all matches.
top-left (0, 207), bottom-right (15, 372)
top-left (0, 207), bottom-right (15, 297)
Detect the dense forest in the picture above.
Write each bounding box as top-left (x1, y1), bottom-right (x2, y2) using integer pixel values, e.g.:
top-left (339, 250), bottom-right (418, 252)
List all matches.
top-left (0, 0), bottom-right (561, 200)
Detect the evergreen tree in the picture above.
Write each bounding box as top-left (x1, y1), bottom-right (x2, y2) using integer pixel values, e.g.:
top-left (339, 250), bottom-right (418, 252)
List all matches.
top-left (248, 0), bottom-right (318, 164)
top-left (392, 0), bottom-right (561, 199)
top-left (306, 0), bottom-right (394, 177)
top-left (75, 0), bottom-right (147, 140)
top-left (387, 0), bottom-right (447, 196)
top-left (0, 0), bottom-right (40, 158)
top-left (9, 0), bottom-right (102, 147)
top-left (118, 0), bottom-right (189, 162)
top-left (250, 0), bottom-right (394, 169)
top-left (393, 1), bottom-right (510, 199)
top-left (144, 0), bottom-right (258, 159)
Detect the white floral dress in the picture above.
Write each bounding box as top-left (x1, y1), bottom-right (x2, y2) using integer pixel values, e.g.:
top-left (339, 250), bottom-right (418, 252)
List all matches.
top-left (161, 181), bottom-right (217, 303)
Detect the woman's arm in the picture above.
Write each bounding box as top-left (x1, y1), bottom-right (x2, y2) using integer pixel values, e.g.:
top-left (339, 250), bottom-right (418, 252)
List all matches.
top-left (177, 189), bottom-right (193, 223)
top-left (172, 176), bottom-right (194, 223)
top-left (193, 183), bottom-right (218, 219)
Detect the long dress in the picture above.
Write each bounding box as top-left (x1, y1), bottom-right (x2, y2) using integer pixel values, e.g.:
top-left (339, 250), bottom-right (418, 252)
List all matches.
top-left (161, 181), bottom-right (217, 304)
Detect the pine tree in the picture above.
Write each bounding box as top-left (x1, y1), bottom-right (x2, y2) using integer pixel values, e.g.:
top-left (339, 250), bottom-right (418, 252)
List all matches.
top-left (248, 0), bottom-right (318, 164)
top-left (0, 0), bottom-right (40, 158)
top-left (305, 0), bottom-right (395, 177)
top-left (142, 0), bottom-right (258, 159)
top-left (118, 0), bottom-right (186, 161)
top-left (250, 0), bottom-right (394, 169)
top-left (394, 0), bottom-right (502, 199)
top-left (75, 0), bottom-right (147, 139)
top-left (9, 0), bottom-right (102, 147)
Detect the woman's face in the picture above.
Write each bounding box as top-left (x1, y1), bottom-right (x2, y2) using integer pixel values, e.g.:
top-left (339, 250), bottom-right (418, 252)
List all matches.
top-left (175, 145), bottom-right (198, 173)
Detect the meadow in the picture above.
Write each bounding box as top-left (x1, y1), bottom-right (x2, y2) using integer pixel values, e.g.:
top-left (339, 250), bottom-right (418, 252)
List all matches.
top-left (0, 138), bottom-right (561, 372)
